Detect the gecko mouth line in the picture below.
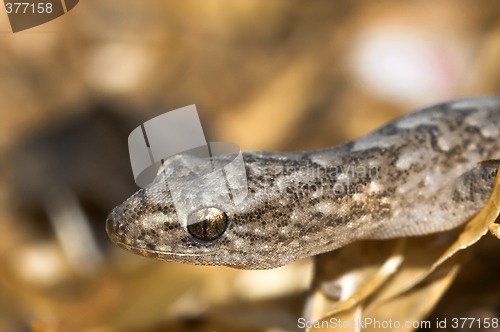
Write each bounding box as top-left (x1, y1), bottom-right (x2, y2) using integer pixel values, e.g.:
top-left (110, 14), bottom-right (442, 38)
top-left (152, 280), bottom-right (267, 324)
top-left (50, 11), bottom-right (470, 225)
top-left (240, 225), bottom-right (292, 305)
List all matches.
top-left (110, 236), bottom-right (214, 258)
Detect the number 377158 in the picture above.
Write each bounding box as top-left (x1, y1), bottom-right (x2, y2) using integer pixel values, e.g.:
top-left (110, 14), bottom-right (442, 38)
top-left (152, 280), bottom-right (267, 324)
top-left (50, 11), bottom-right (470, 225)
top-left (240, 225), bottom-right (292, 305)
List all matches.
top-left (5, 2), bottom-right (53, 14)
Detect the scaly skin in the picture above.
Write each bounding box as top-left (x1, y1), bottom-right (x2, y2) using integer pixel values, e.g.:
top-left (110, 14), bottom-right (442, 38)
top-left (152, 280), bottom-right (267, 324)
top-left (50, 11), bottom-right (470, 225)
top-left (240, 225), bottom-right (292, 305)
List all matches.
top-left (106, 97), bottom-right (500, 269)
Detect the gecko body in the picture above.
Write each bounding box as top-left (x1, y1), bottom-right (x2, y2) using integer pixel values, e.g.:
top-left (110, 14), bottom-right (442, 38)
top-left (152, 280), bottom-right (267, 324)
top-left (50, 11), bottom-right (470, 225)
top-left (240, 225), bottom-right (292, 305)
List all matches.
top-left (106, 98), bottom-right (500, 269)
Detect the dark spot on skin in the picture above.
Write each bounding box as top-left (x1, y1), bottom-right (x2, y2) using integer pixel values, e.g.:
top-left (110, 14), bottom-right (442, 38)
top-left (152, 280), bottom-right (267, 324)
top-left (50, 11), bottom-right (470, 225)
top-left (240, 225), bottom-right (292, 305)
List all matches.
top-left (380, 125), bottom-right (398, 136)
top-left (279, 238), bottom-right (293, 247)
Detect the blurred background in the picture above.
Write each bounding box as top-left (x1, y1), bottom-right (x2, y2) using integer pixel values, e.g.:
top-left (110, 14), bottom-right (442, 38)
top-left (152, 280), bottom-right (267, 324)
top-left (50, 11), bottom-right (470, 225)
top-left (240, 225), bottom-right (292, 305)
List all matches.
top-left (1, 1), bottom-right (500, 331)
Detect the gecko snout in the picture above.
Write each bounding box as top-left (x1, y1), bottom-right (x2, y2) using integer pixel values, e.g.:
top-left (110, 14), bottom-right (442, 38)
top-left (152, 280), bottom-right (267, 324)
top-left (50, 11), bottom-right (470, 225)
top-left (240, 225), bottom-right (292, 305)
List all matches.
top-left (105, 210), bottom-right (119, 240)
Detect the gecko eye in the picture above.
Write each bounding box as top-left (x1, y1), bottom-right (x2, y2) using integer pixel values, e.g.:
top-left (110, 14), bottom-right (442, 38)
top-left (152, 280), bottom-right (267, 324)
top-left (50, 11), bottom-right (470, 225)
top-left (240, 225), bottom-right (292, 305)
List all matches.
top-left (187, 207), bottom-right (228, 241)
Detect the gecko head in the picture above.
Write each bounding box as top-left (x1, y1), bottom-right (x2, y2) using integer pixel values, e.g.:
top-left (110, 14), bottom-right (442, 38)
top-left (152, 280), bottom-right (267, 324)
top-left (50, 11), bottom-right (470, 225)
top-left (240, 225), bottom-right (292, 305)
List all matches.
top-left (106, 154), bottom-right (299, 269)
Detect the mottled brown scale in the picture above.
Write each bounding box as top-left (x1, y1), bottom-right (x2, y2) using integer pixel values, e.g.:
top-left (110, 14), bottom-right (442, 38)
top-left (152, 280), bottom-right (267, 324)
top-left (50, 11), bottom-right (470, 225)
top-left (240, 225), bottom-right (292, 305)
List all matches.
top-left (107, 97), bottom-right (500, 269)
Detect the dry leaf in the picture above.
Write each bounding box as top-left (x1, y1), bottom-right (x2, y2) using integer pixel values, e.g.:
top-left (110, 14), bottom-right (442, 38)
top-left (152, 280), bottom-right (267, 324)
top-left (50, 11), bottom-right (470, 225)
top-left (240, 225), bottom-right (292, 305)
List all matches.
top-left (305, 240), bottom-right (404, 323)
top-left (365, 253), bottom-right (464, 332)
top-left (365, 232), bottom-right (459, 307)
top-left (306, 305), bottom-right (362, 332)
top-left (430, 165), bottom-right (500, 270)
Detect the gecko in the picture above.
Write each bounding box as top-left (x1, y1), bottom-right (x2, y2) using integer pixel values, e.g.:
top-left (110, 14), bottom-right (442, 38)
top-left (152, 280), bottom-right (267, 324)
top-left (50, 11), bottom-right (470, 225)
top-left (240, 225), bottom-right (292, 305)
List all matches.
top-left (106, 97), bottom-right (500, 269)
